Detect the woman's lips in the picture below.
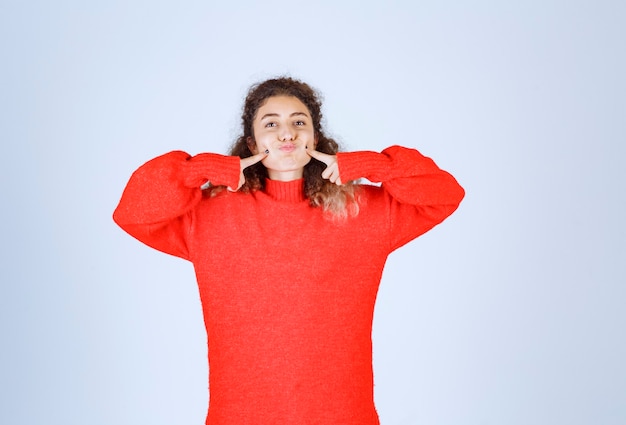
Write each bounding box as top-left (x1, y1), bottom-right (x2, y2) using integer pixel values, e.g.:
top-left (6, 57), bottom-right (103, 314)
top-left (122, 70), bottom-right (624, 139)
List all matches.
top-left (279, 143), bottom-right (296, 152)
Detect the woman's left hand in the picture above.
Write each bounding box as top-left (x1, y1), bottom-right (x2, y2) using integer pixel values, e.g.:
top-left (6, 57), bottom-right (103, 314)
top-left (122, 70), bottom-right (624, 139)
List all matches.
top-left (306, 149), bottom-right (342, 185)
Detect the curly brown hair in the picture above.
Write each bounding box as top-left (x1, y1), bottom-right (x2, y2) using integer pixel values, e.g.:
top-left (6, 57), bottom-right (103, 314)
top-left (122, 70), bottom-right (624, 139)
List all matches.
top-left (210, 77), bottom-right (360, 219)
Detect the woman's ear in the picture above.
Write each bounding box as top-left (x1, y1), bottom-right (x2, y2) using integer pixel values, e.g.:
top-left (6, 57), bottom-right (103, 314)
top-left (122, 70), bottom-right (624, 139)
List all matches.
top-left (246, 136), bottom-right (257, 154)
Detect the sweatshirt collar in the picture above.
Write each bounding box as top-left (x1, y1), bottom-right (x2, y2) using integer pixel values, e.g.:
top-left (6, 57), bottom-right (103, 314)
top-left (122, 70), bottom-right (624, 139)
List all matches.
top-left (264, 178), bottom-right (307, 203)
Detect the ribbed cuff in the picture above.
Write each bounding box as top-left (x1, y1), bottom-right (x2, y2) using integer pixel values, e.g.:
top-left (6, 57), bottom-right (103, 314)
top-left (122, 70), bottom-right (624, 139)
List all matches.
top-left (336, 151), bottom-right (391, 183)
top-left (182, 153), bottom-right (242, 189)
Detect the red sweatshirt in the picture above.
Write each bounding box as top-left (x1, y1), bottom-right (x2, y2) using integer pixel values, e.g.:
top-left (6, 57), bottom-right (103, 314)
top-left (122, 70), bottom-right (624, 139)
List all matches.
top-left (113, 145), bottom-right (464, 425)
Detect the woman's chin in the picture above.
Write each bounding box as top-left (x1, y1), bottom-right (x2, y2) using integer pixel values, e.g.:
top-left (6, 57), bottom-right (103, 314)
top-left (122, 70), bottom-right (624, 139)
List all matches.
top-left (263, 155), bottom-right (311, 172)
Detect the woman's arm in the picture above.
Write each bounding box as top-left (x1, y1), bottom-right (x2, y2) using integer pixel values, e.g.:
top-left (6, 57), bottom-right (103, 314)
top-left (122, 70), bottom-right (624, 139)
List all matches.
top-left (112, 150), bottom-right (242, 259)
top-left (335, 145), bottom-right (465, 251)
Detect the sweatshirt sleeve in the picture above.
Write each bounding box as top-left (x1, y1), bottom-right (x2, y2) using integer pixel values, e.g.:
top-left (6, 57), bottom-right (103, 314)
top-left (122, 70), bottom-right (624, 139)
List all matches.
top-left (113, 150), bottom-right (241, 259)
top-left (336, 145), bottom-right (465, 251)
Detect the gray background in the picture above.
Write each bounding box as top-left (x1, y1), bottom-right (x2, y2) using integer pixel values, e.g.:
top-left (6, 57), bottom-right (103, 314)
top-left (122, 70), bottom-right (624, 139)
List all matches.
top-left (1, 1), bottom-right (624, 424)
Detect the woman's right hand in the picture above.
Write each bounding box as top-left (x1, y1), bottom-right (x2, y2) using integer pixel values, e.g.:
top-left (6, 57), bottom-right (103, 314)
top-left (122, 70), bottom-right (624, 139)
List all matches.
top-left (228, 150), bottom-right (268, 191)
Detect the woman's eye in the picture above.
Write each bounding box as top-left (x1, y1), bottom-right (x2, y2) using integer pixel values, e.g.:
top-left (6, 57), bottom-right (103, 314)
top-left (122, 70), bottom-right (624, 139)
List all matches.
top-left (295, 121), bottom-right (305, 126)
top-left (265, 122), bottom-right (277, 128)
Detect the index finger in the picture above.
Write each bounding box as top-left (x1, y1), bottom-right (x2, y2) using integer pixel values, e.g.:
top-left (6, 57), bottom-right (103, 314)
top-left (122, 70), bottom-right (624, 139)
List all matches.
top-left (306, 148), bottom-right (333, 165)
top-left (241, 150), bottom-right (268, 169)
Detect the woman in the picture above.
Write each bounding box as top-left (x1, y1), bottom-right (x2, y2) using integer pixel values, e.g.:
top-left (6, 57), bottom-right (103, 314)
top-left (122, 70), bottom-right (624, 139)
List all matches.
top-left (113, 77), bottom-right (465, 425)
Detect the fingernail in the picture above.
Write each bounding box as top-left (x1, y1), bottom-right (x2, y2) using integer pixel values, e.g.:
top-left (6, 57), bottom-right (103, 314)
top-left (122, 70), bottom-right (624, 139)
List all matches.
top-left (264, 149), bottom-right (269, 154)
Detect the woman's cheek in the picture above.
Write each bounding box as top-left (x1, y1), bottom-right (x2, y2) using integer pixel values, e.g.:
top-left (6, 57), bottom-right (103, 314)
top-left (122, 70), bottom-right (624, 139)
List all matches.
top-left (301, 153), bottom-right (312, 166)
top-left (260, 156), bottom-right (275, 168)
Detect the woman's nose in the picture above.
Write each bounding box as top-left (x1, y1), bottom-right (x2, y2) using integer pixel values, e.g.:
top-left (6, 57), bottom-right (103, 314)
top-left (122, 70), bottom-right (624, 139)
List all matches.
top-left (279, 127), bottom-right (294, 141)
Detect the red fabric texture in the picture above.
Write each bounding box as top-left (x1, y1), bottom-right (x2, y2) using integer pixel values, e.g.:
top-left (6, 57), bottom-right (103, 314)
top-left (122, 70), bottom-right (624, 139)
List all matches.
top-left (113, 146), bottom-right (464, 424)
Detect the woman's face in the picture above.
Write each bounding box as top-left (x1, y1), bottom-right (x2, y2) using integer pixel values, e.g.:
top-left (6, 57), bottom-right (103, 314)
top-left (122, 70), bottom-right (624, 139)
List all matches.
top-left (249, 95), bottom-right (316, 181)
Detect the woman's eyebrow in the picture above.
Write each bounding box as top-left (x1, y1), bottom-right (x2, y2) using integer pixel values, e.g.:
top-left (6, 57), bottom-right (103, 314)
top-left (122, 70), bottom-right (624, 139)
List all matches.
top-left (260, 111), bottom-right (310, 120)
